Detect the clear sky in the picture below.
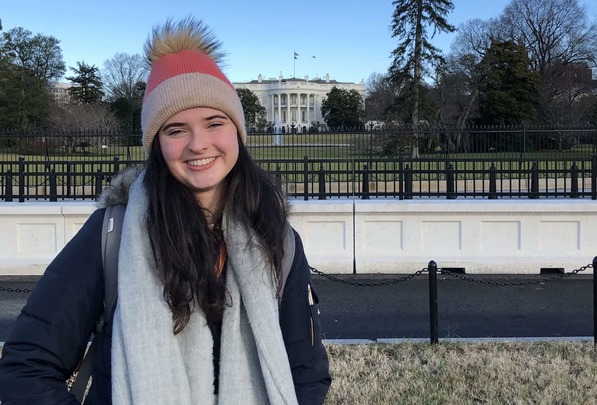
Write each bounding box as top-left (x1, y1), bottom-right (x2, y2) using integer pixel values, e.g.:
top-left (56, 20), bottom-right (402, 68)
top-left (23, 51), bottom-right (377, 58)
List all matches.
top-left (2, 0), bottom-right (596, 84)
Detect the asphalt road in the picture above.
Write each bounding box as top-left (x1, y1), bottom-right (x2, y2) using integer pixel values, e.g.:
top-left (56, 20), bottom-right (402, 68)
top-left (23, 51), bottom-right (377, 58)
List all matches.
top-left (1, 273), bottom-right (594, 341)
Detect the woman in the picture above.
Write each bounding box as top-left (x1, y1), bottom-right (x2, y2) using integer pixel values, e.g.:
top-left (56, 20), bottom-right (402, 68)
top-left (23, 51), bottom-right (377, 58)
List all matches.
top-left (0, 17), bottom-right (331, 404)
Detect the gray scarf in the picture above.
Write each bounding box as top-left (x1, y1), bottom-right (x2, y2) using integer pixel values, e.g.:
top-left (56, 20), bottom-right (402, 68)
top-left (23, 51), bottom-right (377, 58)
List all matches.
top-left (111, 171), bottom-right (298, 405)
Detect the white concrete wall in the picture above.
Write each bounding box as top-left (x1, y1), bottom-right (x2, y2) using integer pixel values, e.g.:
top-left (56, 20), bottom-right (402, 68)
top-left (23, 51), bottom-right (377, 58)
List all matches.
top-left (0, 200), bottom-right (595, 276)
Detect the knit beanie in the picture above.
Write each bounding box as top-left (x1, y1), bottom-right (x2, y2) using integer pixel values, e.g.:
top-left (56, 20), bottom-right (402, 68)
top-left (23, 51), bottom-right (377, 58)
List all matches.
top-left (141, 17), bottom-right (246, 156)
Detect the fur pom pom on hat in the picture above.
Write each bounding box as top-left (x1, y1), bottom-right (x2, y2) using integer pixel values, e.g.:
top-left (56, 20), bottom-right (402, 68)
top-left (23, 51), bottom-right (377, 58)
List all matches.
top-left (141, 17), bottom-right (246, 155)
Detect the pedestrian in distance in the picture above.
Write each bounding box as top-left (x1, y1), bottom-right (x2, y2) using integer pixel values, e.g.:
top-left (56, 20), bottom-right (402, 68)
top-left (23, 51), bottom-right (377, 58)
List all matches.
top-left (0, 16), bottom-right (331, 405)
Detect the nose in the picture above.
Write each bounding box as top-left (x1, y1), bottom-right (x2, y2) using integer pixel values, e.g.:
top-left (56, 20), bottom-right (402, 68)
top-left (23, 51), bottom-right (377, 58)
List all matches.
top-left (186, 128), bottom-right (208, 152)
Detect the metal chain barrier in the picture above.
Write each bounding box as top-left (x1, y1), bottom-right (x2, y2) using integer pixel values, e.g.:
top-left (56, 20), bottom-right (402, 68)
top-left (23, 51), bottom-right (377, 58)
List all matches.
top-left (438, 263), bottom-right (592, 287)
top-left (1, 263), bottom-right (592, 293)
top-left (310, 266), bottom-right (428, 287)
top-left (0, 286), bottom-right (33, 293)
top-left (310, 262), bottom-right (592, 288)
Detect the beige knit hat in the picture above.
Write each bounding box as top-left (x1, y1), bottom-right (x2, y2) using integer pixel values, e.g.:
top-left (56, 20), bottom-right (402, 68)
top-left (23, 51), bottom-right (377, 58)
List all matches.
top-left (141, 17), bottom-right (246, 156)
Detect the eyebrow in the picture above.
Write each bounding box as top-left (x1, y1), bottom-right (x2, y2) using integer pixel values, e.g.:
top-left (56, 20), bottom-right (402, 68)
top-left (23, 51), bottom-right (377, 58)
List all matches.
top-left (161, 115), bottom-right (229, 132)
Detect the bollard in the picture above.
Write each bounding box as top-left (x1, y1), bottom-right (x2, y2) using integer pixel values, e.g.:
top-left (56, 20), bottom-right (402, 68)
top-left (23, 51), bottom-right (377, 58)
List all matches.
top-left (49, 170), bottom-right (57, 202)
top-left (404, 164), bottom-right (413, 200)
top-left (570, 162), bottom-right (579, 198)
top-left (594, 256), bottom-right (597, 346)
top-left (318, 164), bottom-right (326, 200)
top-left (530, 162), bottom-right (539, 199)
top-left (489, 163), bottom-right (497, 199)
top-left (361, 164), bottom-right (370, 200)
top-left (428, 260), bottom-right (439, 344)
top-left (5, 170), bottom-right (13, 202)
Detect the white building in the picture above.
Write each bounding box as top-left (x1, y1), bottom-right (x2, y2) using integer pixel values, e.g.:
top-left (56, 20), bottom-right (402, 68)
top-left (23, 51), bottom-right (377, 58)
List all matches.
top-left (234, 74), bottom-right (366, 132)
top-left (50, 82), bottom-right (72, 105)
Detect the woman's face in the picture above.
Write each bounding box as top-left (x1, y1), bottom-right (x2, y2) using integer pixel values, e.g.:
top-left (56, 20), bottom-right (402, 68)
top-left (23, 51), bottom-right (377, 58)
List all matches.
top-left (158, 107), bottom-right (239, 211)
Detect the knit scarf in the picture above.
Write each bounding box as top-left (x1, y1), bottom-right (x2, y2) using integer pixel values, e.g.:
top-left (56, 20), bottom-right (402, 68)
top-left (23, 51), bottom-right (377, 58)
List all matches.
top-left (111, 172), bottom-right (298, 405)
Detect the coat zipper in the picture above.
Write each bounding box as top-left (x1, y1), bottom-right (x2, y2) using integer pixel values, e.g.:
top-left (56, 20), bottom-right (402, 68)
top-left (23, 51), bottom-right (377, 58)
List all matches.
top-left (308, 283), bottom-right (315, 348)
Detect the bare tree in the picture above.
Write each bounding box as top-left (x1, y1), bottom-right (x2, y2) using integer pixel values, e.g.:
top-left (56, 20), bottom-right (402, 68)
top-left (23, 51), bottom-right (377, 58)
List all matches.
top-left (496, 0), bottom-right (597, 124)
top-left (102, 53), bottom-right (148, 100)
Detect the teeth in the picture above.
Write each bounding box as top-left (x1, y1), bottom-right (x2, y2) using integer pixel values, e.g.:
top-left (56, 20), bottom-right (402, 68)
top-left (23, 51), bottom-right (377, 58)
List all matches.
top-left (188, 157), bottom-right (216, 166)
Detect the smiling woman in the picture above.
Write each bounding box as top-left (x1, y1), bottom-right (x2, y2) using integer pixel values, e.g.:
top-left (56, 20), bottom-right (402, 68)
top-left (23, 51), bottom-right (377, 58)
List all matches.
top-left (158, 107), bottom-right (240, 214)
top-left (0, 16), bottom-right (331, 405)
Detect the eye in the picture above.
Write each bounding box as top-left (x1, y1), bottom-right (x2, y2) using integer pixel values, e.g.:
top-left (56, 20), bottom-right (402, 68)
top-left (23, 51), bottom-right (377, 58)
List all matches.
top-left (207, 121), bottom-right (224, 128)
top-left (165, 128), bottom-right (185, 136)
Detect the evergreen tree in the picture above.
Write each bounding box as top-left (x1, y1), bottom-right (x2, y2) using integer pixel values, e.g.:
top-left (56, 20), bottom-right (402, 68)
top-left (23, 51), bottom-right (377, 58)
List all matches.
top-left (66, 62), bottom-right (104, 104)
top-left (389, 0), bottom-right (455, 156)
top-left (321, 87), bottom-right (365, 130)
top-left (478, 40), bottom-right (540, 126)
top-left (236, 88), bottom-right (266, 131)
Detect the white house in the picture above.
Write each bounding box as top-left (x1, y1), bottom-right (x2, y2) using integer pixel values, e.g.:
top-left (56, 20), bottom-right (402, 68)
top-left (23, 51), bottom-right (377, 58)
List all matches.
top-left (234, 74), bottom-right (366, 132)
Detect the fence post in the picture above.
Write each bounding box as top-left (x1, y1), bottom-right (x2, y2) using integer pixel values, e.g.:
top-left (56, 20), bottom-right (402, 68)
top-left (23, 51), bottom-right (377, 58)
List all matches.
top-left (570, 162), bottom-right (579, 199)
top-left (5, 170), bottom-right (13, 202)
top-left (18, 156), bottom-right (25, 203)
top-left (404, 164), bottom-right (413, 200)
top-left (428, 260), bottom-right (439, 344)
top-left (530, 162), bottom-right (539, 199)
top-left (489, 163), bottom-right (497, 199)
top-left (361, 164), bottom-right (370, 199)
top-left (275, 164), bottom-right (282, 191)
top-left (594, 256), bottom-right (597, 346)
top-left (592, 155), bottom-right (597, 200)
top-left (318, 164), bottom-right (326, 200)
top-left (66, 162), bottom-right (72, 198)
top-left (49, 170), bottom-right (57, 202)
top-left (303, 156), bottom-right (309, 201)
top-left (446, 163), bottom-right (456, 199)
top-left (113, 156), bottom-right (120, 176)
top-left (95, 168), bottom-right (103, 198)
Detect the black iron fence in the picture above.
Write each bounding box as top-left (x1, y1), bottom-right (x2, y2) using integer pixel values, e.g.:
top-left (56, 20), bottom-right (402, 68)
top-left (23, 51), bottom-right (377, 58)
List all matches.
top-left (1, 126), bottom-right (596, 201)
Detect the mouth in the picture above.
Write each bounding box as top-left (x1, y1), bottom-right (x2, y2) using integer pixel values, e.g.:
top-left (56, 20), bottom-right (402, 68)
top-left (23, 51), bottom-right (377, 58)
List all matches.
top-left (187, 157), bottom-right (216, 167)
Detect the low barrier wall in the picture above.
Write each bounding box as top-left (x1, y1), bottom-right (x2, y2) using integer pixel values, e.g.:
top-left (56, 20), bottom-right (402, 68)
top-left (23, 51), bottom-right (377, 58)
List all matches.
top-left (0, 200), bottom-right (595, 275)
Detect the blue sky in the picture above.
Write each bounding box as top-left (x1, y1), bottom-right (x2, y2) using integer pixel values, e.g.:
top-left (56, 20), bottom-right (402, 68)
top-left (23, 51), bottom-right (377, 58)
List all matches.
top-left (3, 0), bottom-right (596, 84)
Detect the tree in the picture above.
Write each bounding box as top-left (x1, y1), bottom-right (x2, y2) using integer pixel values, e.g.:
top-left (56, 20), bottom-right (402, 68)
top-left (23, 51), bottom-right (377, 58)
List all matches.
top-left (389, 0), bottom-right (455, 157)
top-left (236, 88), bottom-right (266, 131)
top-left (0, 27), bottom-right (65, 82)
top-left (66, 62), bottom-right (104, 104)
top-left (496, 0), bottom-right (597, 124)
top-left (478, 40), bottom-right (540, 127)
top-left (102, 53), bottom-right (147, 100)
top-left (102, 53), bottom-right (148, 131)
top-left (0, 27), bottom-right (65, 128)
top-left (321, 87), bottom-right (365, 130)
top-left (365, 73), bottom-right (400, 123)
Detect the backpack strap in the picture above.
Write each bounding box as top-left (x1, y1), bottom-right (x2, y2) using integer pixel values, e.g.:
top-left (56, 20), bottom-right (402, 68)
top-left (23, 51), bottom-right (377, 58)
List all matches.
top-left (278, 223), bottom-right (296, 306)
top-left (70, 204), bottom-right (125, 402)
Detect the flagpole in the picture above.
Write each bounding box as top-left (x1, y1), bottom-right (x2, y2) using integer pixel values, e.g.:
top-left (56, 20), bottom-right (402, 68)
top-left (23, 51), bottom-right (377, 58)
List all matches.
top-left (293, 49), bottom-right (296, 78)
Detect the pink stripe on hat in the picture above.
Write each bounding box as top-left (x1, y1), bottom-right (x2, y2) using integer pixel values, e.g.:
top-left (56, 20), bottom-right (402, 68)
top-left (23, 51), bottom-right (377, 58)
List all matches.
top-left (145, 50), bottom-right (234, 99)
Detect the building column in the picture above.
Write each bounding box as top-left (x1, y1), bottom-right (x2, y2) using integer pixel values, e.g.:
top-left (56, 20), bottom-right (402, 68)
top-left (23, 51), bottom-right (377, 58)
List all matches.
top-left (286, 92), bottom-right (291, 127)
top-left (277, 93), bottom-right (282, 126)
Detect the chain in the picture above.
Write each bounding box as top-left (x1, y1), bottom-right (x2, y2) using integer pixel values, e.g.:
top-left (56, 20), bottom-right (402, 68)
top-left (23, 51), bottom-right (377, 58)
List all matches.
top-left (438, 263), bottom-right (592, 287)
top-left (310, 266), bottom-right (428, 287)
top-left (0, 263), bottom-right (592, 292)
top-left (0, 286), bottom-right (33, 293)
top-left (310, 263), bottom-right (592, 288)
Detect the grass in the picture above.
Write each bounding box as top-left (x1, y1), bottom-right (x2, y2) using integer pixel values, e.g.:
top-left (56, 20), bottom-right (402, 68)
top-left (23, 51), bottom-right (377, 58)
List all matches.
top-left (2, 341), bottom-right (596, 404)
top-left (324, 341), bottom-right (597, 405)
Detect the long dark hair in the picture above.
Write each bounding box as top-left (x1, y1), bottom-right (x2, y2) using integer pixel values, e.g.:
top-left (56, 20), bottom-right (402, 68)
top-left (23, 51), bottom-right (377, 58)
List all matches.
top-left (144, 135), bottom-right (287, 334)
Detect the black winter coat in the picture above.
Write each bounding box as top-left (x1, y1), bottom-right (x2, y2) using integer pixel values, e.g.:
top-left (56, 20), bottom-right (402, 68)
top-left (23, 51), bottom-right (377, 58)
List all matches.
top-left (0, 208), bottom-right (331, 404)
